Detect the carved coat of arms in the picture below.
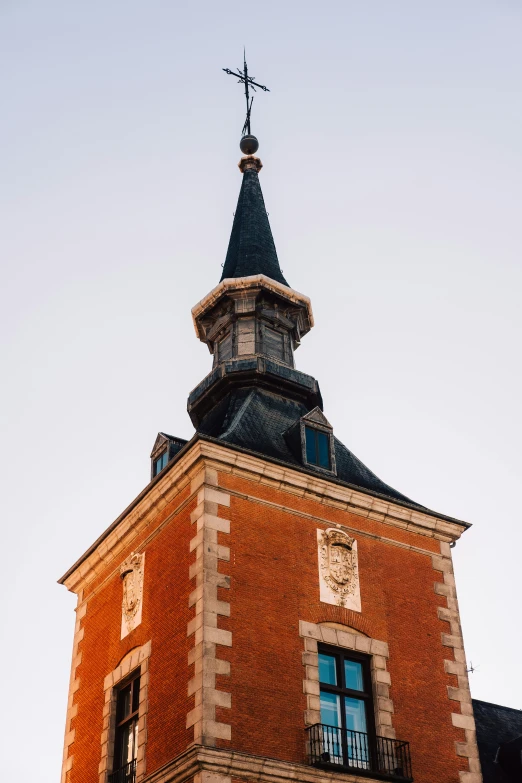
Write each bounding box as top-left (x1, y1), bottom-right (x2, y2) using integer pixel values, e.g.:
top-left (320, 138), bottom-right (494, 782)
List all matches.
top-left (120, 553), bottom-right (144, 636)
top-left (318, 529), bottom-right (359, 607)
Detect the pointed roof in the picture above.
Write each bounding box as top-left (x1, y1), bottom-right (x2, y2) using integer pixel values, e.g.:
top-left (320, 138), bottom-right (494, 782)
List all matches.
top-left (220, 160), bottom-right (288, 286)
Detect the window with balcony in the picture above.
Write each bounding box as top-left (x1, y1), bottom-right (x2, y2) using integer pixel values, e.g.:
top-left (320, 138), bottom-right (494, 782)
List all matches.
top-left (307, 645), bottom-right (413, 780)
top-left (109, 670), bottom-right (140, 783)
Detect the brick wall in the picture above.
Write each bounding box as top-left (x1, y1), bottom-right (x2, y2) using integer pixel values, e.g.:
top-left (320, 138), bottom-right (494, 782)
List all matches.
top-left (66, 483), bottom-right (196, 782)
top-left (62, 450), bottom-right (476, 783)
top-left (212, 470), bottom-right (470, 782)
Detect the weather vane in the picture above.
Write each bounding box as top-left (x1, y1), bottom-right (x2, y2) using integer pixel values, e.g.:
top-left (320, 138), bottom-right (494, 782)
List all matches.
top-left (223, 50), bottom-right (270, 155)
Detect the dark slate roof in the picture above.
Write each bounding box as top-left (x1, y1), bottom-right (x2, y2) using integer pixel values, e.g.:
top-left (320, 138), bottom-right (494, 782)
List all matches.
top-left (197, 387), bottom-right (417, 506)
top-left (473, 699), bottom-right (522, 783)
top-left (220, 167), bottom-right (289, 286)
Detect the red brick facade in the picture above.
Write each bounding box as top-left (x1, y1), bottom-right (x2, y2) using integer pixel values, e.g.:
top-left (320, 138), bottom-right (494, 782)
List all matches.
top-left (60, 442), bottom-right (480, 783)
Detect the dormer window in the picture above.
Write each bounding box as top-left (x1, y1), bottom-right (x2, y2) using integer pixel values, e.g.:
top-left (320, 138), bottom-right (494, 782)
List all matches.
top-left (305, 426), bottom-right (331, 469)
top-left (283, 407), bottom-right (337, 476)
top-left (153, 451), bottom-right (168, 477)
top-left (150, 432), bottom-right (188, 481)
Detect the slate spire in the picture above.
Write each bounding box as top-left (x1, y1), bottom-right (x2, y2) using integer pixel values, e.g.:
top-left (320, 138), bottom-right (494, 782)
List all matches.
top-left (220, 157), bottom-right (289, 287)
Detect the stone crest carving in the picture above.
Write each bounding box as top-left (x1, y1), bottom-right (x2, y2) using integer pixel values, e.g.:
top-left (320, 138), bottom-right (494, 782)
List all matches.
top-left (317, 528), bottom-right (361, 611)
top-left (120, 552), bottom-right (145, 639)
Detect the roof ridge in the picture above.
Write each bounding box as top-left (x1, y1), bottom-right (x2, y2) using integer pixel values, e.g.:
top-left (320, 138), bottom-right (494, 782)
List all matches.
top-left (219, 389), bottom-right (257, 439)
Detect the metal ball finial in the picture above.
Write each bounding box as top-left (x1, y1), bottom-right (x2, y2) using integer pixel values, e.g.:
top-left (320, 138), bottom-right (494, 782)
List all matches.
top-left (240, 135), bottom-right (259, 155)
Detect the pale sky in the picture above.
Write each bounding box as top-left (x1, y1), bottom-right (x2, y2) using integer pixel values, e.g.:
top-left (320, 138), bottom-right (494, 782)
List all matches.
top-left (1, 2), bottom-right (521, 780)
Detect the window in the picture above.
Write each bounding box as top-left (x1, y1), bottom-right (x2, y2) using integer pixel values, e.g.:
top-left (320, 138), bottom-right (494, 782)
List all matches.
top-left (110, 671), bottom-right (140, 783)
top-left (217, 330), bottom-right (233, 362)
top-left (318, 646), bottom-right (374, 769)
top-left (153, 451), bottom-right (168, 477)
top-left (305, 426), bottom-right (331, 469)
top-left (262, 325), bottom-right (285, 362)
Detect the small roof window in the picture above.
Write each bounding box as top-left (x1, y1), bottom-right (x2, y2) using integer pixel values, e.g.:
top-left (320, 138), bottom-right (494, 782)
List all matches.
top-left (153, 451), bottom-right (168, 477)
top-left (305, 426), bottom-right (331, 469)
top-left (300, 408), bottom-right (336, 475)
top-left (149, 432), bottom-right (188, 481)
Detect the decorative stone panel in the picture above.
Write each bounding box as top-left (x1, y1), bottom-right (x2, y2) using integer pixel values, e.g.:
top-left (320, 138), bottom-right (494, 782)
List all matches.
top-left (433, 541), bottom-right (483, 783)
top-left (187, 467), bottom-right (232, 746)
top-left (299, 620), bottom-right (394, 739)
top-left (317, 528), bottom-right (361, 611)
top-left (120, 552), bottom-right (145, 640)
top-left (99, 640), bottom-right (151, 783)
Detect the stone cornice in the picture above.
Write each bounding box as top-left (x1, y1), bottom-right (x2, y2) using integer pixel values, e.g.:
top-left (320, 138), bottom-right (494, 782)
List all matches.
top-left (196, 438), bottom-right (470, 537)
top-left (191, 274), bottom-right (314, 337)
top-left (142, 744), bottom-right (388, 783)
top-left (58, 436), bottom-right (470, 595)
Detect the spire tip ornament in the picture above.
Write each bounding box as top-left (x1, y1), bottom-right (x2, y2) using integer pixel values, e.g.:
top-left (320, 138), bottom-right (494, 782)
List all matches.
top-left (239, 134), bottom-right (259, 155)
top-left (238, 155), bottom-right (262, 173)
top-left (223, 50), bottom-right (269, 154)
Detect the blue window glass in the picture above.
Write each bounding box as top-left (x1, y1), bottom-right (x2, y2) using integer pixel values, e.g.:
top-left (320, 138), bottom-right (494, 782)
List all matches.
top-left (344, 660), bottom-right (364, 692)
top-left (305, 426), bottom-right (317, 463)
top-left (320, 691), bottom-right (341, 727)
top-left (319, 653), bottom-right (337, 685)
top-left (317, 431), bottom-right (330, 468)
top-left (154, 452), bottom-right (168, 476)
top-left (344, 697), bottom-right (367, 734)
top-left (305, 426), bottom-right (331, 469)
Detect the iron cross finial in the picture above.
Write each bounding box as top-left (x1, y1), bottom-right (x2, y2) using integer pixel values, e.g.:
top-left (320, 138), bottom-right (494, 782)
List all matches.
top-left (223, 50), bottom-right (270, 150)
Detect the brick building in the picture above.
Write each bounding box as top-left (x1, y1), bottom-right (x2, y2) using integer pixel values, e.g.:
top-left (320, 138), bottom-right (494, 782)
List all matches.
top-left (59, 142), bottom-right (492, 783)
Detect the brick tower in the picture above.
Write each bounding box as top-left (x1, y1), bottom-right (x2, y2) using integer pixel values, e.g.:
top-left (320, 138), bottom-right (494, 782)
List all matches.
top-left (59, 145), bottom-right (483, 783)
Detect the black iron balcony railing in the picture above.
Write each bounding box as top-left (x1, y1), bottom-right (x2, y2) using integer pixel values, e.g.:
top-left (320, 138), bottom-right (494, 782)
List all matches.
top-left (306, 723), bottom-right (413, 781)
top-left (108, 759), bottom-right (137, 783)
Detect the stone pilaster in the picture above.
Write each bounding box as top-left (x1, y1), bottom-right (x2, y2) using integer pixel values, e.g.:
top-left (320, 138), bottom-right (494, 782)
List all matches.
top-left (60, 594), bottom-right (86, 783)
top-left (187, 468), bottom-right (232, 746)
top-left (433, 542), bottom-right (482, 783)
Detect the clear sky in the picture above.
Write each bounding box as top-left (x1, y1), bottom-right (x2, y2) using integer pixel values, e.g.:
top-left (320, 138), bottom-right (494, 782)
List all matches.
top-left (1, 1), bottom-right (521, 779)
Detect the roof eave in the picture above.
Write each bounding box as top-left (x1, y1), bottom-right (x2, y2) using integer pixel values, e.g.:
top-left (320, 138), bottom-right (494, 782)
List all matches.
top-left (58, 432), bottom-right (471, 587)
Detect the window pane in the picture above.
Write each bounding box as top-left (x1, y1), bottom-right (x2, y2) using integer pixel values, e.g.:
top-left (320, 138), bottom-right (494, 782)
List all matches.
top-left (218, 331), bottom-right (233, 362)
top-left (132, 676), bottom-right (141, 713)
top-left (344, 660), bottom-right (364, 692)
top-left (117, 684), bottom-right (131, 721)
top-left (319, 653), bottom-right (337, 685)
top-left (320, 690), bottom-right (341, 727)
top-left (305, 427), bottom-right (317, 464)
top-left (344, 697), bottom-right (367, 734)
top-left (121, 719), bottom-right (138, 765)
top-left (263, 326), bottom-right (284, 360)
top-left (317, 431), bottom-right (330, 468)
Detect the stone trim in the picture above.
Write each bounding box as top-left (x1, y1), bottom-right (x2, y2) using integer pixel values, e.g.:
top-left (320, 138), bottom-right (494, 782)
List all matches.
top-left (139, 743), bottom-right (388, 783)
top-left (60, 594), bottom-right (87, 783)
top-left (187, 467), bottom-right (232, 746)
top-left (433, 542), bottom-right (483, 783)
top-left (99, 640), bottom-right (151, 783)
top-left (191, 274), bottom-right (314, 337)
top-left (60, 441), bottom-right (469, 596)
top-left (299, 620), bottom-right (395, 739)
